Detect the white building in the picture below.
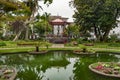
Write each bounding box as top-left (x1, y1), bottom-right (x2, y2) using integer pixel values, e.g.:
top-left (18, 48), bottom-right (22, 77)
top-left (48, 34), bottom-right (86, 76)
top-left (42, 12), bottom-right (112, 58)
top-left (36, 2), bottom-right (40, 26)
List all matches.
top-left (110, 22), bottom-right (120, 39)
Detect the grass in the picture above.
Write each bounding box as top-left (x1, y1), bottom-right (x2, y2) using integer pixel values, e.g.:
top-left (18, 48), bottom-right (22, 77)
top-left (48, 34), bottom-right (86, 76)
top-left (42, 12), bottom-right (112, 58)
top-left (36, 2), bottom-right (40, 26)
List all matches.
top-left (0, 47), bottom-right (35, 54)
top-left (0, 41), bottom-right (52, 48)
top-left (0, 41), bottom-right (120, 54)
top-left (0, 46), bottom-right (120, 54)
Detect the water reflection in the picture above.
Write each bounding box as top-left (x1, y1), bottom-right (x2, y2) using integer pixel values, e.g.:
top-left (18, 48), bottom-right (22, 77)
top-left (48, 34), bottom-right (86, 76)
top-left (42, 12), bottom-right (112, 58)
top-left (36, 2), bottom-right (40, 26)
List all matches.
top-left (73, 53), bottom-right (120, 80)
top-left (0, 52), bottom-right (120, 80)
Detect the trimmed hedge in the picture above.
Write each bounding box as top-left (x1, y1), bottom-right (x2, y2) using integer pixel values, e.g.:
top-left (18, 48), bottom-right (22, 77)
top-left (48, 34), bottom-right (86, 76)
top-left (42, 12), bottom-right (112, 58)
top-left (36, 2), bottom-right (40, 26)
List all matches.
top-left (17, 42), bottom-right (39, 46)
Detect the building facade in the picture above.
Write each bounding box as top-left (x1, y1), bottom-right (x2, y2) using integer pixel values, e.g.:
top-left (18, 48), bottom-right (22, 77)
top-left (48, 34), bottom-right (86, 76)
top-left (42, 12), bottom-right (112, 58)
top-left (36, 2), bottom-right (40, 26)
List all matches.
top-left (48, 16), bottom-right (72, 43)
top-left (49, 16), bottom-right (71, 36)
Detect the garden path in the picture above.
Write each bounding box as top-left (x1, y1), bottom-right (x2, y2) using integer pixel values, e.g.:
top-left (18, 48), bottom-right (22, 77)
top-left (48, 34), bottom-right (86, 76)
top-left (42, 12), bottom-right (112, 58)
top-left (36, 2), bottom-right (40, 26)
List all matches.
top-left (51, 44), bottom-right (64, 48)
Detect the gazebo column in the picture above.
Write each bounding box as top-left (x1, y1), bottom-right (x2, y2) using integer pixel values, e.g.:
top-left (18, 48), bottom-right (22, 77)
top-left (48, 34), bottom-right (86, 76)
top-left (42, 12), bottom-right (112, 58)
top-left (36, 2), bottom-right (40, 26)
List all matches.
top-left (53, 25), bottom-right (57, 36)
top-left (57, 25), bottom-right (60, 36)
top-left (60, 25), bottom-right (63, 37)
top-left (52, 25), bottom-right (54, 35)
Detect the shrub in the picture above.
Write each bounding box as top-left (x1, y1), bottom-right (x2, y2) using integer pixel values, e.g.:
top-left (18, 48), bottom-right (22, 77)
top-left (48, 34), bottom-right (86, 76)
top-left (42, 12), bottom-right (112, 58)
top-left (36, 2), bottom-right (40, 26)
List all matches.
top-left (17, 42), bottom-right (39, 46)
top-left (44, 42), bottom-right (51, 49)
top-left (0, 42), bottom-right (6, 47)
top-left (77, 38), bottom-right (83, 44)
top-left (79, 45), bottom-right (87, 52)
top-left (108, 43), bottom-right (120, 47)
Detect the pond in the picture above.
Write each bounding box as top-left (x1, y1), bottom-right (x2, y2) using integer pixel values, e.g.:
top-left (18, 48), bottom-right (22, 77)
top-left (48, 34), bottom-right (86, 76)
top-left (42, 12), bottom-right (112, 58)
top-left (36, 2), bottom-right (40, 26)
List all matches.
top-left (0, 51), bottom-right (120, 80)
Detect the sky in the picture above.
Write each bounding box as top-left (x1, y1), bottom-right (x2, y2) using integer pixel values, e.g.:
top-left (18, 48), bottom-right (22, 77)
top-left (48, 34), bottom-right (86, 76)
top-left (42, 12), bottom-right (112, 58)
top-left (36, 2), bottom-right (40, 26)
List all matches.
top-left (39, 0), bottom-right (74, 22)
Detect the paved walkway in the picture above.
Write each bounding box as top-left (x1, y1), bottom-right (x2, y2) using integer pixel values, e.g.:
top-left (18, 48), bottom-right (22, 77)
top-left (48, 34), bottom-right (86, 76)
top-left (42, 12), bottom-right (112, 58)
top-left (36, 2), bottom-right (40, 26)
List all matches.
top-left (51, 44), bottom-right (64, 48)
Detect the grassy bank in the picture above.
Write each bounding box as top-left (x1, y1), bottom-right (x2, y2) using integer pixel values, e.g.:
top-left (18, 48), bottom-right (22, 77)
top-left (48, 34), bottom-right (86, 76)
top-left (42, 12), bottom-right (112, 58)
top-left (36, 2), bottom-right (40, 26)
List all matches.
top-left (0, 41), bottom-right (120, 54)
top-left (0, 47), bottom-right (120, 54)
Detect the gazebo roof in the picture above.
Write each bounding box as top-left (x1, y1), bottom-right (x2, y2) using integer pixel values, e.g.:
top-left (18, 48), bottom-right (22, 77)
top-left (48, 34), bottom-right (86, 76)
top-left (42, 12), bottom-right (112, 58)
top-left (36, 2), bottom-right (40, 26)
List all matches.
top-left (49, 16), bottom-right (68, 22)
top-left (52, 18), bottom-right (64, 23)
top-left (50, 18), bottom-right (69, 25)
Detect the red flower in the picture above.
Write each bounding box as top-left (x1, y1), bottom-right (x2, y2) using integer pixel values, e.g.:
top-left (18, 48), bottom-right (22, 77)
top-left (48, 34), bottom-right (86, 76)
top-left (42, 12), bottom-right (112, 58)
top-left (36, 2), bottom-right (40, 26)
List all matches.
top-left (95, 65), bottom-right (103, 70)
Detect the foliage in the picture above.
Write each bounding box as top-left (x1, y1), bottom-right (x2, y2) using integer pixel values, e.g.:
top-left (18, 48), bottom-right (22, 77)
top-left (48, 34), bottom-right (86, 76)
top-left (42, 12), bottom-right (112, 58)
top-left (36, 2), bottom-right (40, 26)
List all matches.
top-left (44, 41), bottom-right (51, 49)
top-left (108, 43), bottom-right (120, 47)
top-left (66, 24), bottom-right (80, 39)
top-left (109, 33), bottom-right (119, 42)
top-left (17, 41), bottom-right (39, 46)
top-left (34, 13), bottom-right (52, 37)
top-left (77, 38), bottom-right (83, 44)
top-left (0, 0), bottom-right (53, 41)
top-left (0, 0), bottom-right (18, 15)
top-left (72, 0), bottom-right (120, 42)
top-left (79, 45), bottom-right (87, 52)
top-left (0, 42), bottom-right (6, 47)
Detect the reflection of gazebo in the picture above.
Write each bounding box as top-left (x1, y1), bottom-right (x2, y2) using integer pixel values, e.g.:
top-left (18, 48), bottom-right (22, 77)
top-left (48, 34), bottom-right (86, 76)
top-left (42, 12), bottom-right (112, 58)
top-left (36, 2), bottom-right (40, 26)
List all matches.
top-left (49, 16), bottom-right (70, 36)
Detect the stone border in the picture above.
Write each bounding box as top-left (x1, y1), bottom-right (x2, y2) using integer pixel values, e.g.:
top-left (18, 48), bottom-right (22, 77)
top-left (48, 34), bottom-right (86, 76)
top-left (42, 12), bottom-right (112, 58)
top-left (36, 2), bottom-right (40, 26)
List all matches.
top-left (0, 65), bottom-right (17, 80)
top-left (29, 50), bottom-right (48, 55)
top-left (9, 68), bottom-right (17, 80)
top-left (89, 62), bottom-right (120, 78)
top-left (73, 50), bottom-right (95, 55)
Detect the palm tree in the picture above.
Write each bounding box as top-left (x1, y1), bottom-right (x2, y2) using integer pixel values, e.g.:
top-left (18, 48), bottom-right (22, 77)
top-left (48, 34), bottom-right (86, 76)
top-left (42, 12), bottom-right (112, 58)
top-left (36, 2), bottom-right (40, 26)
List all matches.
top-left (40, 12), bottom-right (51, 39)
top-left (13, 0), bottom-right (53, 41)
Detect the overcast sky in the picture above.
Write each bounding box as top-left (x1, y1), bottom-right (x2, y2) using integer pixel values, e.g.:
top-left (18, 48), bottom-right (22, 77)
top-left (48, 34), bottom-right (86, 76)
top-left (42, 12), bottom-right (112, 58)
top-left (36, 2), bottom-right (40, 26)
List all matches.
top-left (39, 0), bottom-right (74, 22)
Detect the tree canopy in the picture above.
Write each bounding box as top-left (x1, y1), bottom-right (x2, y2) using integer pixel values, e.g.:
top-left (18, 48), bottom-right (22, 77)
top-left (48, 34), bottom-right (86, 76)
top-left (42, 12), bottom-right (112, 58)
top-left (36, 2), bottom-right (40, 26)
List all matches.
top-left (0, 0), bottom-right (53, 41)
top-left (72, 0), bottom-right (120, 41)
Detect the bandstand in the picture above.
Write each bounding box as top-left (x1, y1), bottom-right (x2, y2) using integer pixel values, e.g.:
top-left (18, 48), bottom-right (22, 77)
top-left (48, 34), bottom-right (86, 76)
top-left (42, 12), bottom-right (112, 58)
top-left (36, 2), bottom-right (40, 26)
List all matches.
top-left (48, 16), bottom-right (71, 43)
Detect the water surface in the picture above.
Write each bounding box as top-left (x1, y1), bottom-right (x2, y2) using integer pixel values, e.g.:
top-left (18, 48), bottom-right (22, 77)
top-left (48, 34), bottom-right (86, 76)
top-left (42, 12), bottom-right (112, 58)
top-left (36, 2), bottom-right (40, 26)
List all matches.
top-left (0, 51), bottom-right (120, 80)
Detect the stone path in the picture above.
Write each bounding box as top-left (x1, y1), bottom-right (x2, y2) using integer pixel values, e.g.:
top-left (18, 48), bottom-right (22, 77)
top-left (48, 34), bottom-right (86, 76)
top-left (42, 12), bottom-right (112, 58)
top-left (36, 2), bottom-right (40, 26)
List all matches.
top-left (51, 44), bottom-right (64, 48)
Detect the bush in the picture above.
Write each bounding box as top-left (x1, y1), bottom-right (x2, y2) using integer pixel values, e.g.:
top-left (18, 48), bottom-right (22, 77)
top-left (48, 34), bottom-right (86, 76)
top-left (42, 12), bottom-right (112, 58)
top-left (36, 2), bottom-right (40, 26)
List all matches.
top-left (77, 38), bottom-right (83, 44)
top-left (0, 42), bottom-right (6, 47)
top-left (108, 43), bottom-right (120, 47)
top-left (17, 41), bottom-right (39, 46)
top-left (79, 45), bottom-right (87, 52)
top-left (44, 42), bottom-right (51, 49)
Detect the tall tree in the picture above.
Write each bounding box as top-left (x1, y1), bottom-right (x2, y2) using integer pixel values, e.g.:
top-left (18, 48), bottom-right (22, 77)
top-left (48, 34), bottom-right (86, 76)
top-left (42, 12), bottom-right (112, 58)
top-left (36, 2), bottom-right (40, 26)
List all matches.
top-left (12, 0), bottom-right (53, 41)
top-left (0, 0), bottom-right (53, 41)
top-left (71, 0), bottom-right (120, 41)
top-left (0, 0), bottom-right (30, 40)
top-left (34, 13), bottom-right (52, 38)
top-left (0, 0), bottom-right (18, 17)
top-left (66, 24), bottom-right (80, 39)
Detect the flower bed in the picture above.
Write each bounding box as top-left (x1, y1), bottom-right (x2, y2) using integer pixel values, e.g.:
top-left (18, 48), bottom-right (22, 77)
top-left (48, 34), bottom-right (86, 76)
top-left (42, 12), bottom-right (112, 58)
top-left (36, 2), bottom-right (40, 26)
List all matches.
top-left (73, 49), bottom-right (95, 55)
top-left (89, 62), bottom-right (120, 78)
top-left (0, 65), bottom-right (17, 80)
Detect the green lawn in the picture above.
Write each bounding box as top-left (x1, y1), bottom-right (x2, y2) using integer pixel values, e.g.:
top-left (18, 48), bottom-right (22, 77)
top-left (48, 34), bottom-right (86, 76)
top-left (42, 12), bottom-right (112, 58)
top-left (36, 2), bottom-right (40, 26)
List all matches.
top-left (0, 41), bottom-right (120, 54)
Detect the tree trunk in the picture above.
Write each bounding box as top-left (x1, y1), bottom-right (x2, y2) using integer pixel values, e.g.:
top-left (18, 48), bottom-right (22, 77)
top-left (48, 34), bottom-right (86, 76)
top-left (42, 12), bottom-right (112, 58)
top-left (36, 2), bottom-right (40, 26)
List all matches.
top-left (25, 26), bottom-right (29, 40)
top-left (94, 26), bottom-right (100, 41)
top-left (102, 28), bottom-right (111, 42)
top-left (36, 46), bottom-right (39, 52)
top-left (13, 28), bottom-right (23, 41)
top-left (2, 26), bottom-right (7, 37)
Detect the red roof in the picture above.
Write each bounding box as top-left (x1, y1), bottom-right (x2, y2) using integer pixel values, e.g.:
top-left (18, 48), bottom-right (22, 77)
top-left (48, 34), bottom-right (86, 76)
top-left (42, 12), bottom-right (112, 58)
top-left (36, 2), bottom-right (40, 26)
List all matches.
top-left (50, 18), bottom-right (69, 25)
top-left (52, 18), bottom-right (64, 23)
